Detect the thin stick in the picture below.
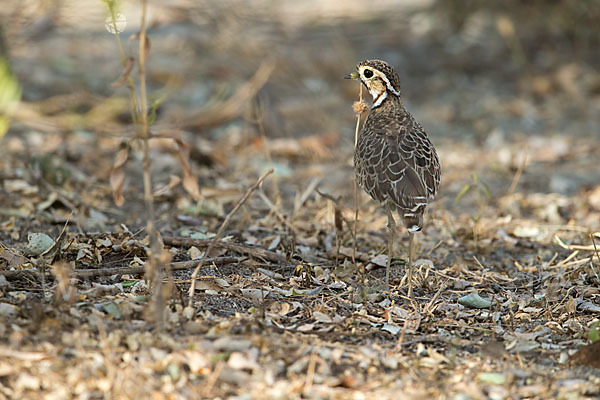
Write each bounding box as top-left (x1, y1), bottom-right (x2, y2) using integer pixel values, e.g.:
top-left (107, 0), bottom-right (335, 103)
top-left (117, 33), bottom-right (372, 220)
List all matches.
top-left (591, 233), bottom-right (600, 262)
top-left (507, 145), bottom-right (528, 195)
top-left (353, 180), bottom-right (359, 266)
top-left (589, 233), bottom-right (599, 282)
top-left (77, 257), bottom-right (239, 278)
top-left (136, 0), bottom-right (165, 331)
top-left (304, 352), bottom-right (318, 392)
top-left (188, 169), bottom-right (274, 303)
top-left (162, 236), bottom-right (289, 265)
top-left (424, 280), bottom-right (447, 315)
top-left (553, 250), bottom-right (579, 268)
top-left (354, 84), bottom-right (363, 147)
top-left (555, 234), bottom-right (600, 251)
top-left (407, 232), bottom-right (415, 298)
top-left (396, 317), bottom-right (409, 350)
top-left (385, 202), bottom-right (396, 289)
top-left (352, 84), bottom-right (364, 267)
top-left (202, 361), bottom-right (225, 398)
top-left (257, 190), bottom-right (296, 234)
top-left (184, 60), bottom-right (275, 131)
top-left (0, 257), bottom-right (239, 280)
top-left (35, 212), bottom-right (72, 299)
top-left (138, 0), bottom-right (156, 255)
top-left (107, 1), bottom-right (139, 121)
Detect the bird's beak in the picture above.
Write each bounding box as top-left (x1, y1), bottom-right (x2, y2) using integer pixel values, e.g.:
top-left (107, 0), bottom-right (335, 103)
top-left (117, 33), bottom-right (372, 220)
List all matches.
top-left (344, 71), bottom-right (358, 80)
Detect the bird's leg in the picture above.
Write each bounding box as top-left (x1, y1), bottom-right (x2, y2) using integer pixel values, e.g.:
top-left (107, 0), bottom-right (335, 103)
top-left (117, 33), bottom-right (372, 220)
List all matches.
top-left (385, 202), bottom-right (396, 289)
top-left (407, 231), bottom-right (415, 298)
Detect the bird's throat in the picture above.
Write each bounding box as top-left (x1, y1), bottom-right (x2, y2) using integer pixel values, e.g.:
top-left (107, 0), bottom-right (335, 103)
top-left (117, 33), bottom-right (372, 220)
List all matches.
top-left (371, 90), bottom-right (388, 108)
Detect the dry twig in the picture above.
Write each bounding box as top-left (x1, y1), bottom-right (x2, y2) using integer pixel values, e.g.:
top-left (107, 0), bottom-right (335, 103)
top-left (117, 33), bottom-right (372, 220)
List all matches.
top-left (352, 83), bottom-right (366, 267)
top-left (188, 169), bottom-right (274, 303)
top-left (507, 145), bottom-right (528, 195)
top-left (181, 60), bottom-right (276, 131)
top-left (0, 257), bottom-right (239, 280)
top-left (163, 236), bottom-right (289, 265)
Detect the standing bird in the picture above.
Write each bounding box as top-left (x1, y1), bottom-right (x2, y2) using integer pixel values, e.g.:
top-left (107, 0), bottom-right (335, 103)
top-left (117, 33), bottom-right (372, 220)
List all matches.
top-left (345, 59), bottom-right (440, 296)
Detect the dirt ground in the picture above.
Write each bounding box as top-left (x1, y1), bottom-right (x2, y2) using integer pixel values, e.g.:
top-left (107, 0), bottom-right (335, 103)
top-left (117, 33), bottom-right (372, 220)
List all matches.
top-left (1, 1), bottom-right (600, 399)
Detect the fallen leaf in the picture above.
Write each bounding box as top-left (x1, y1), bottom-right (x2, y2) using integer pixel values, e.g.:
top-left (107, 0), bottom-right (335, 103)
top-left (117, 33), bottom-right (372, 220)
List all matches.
top-left (110, 57), bottom-right (134, 88)
top-left (175, 139), bottom-right (201, 201)
top-left (458, 293), bottom-right (493, 309)
top-left (297, 323), bottom-right (315, 332)
top-left (370, 254), bottom-right (388, 267)
top-left (110, 147), bottom-right (129, 207)
top-left (239, 288), bottom-right (268, 300)
top-left (313, 311), bottom-right (332, 323)
top-left (381, 323), bottom-right (402, 335)
top-left (579, 302), bottom-right (600, 313)
top-left (477, 372), bottom-right (506, 385)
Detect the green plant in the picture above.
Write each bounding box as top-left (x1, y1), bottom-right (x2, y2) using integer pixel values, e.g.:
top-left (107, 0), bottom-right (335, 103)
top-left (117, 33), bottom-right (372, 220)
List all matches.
top-left (455, 172), bottom-right (491, 221)
top-left (590, 320), bottom-right (600, 343)
top-left (0, 57), bottom-right (21, 141)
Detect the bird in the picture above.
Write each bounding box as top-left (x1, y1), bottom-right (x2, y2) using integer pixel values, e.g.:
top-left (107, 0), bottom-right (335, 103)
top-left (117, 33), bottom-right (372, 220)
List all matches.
top-left (345, 59), bottom-right (440, 296)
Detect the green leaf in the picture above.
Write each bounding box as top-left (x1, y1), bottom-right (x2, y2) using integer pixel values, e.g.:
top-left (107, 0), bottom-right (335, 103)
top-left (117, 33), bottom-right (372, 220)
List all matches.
top-left (455, 184), bottom-right (472, 203)
top-left (458, 293), bottom-right (493, 309)
top-left (285, 287), bottom-right (306, 296)
top-left (101, 301), bottom-right (122, 319)
top-left (211, 353), bottom-right (229, 362)
top-left (477, 372), bottom-right (506, 385)
top-left (148, 92), bottom-right (167, 126)
top-left (480, 181), bottom-right (491, 198)
top-left (134, 295), bottom-right (148, 304)
top-left (190, 231), bottom-right (215, 240)
top-left (0, 58), bottom-right (22, 140)
top-left (590, 320), bottom-right (600, 343)
top-left (121, 280), bottom-right (137, 287)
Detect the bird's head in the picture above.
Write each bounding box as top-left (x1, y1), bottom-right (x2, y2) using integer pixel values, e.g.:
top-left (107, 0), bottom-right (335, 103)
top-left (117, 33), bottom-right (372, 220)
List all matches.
top-left (345, 59), bottom-right (402, 108)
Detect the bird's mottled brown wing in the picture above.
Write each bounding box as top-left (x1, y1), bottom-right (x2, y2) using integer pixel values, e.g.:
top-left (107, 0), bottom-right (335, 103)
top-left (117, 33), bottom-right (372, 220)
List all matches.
top-left (355, 110), bottom-right (440, 231)
top-left (398, 116), bottom-right (440, 202)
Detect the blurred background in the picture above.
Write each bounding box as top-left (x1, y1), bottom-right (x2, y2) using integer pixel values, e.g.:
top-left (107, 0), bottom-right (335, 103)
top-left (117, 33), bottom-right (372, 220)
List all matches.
top-left (1, 0), bottom-right (599, 234)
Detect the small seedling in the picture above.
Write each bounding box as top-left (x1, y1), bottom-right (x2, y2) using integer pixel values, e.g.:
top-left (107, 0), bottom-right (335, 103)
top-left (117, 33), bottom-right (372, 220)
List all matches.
top-left (455, 172), bottom-right (491, 222)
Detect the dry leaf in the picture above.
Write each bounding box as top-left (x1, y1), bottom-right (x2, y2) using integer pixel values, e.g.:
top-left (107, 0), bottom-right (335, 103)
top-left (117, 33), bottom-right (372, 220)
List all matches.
top-left (110, 57), bottom-right (134, 88)
top-left (110, 147), bottom-right (129, 206)
top-left (175, 139), bottom-right (201, 201)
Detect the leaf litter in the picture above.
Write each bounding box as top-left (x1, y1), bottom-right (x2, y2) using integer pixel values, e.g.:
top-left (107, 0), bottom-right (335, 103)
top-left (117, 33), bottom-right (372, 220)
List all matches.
top-left (1, 1), bottom-right (600, 399)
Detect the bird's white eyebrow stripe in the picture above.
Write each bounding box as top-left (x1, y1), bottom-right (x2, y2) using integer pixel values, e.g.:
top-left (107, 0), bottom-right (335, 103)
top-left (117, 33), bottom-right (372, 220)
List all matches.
top-left (359, 66), bottom-right (401, 96)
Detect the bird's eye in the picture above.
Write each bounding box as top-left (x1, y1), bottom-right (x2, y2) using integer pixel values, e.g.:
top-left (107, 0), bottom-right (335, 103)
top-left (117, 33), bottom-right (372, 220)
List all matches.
top-left (363, 69), bottom-right (373, 78)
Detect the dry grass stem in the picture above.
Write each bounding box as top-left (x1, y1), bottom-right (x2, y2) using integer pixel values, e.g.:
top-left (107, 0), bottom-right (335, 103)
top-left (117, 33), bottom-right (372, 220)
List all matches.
top-left (352, 84), bottom-right (365, 266)
top-left (507, 146), bottom-right (528, 195)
